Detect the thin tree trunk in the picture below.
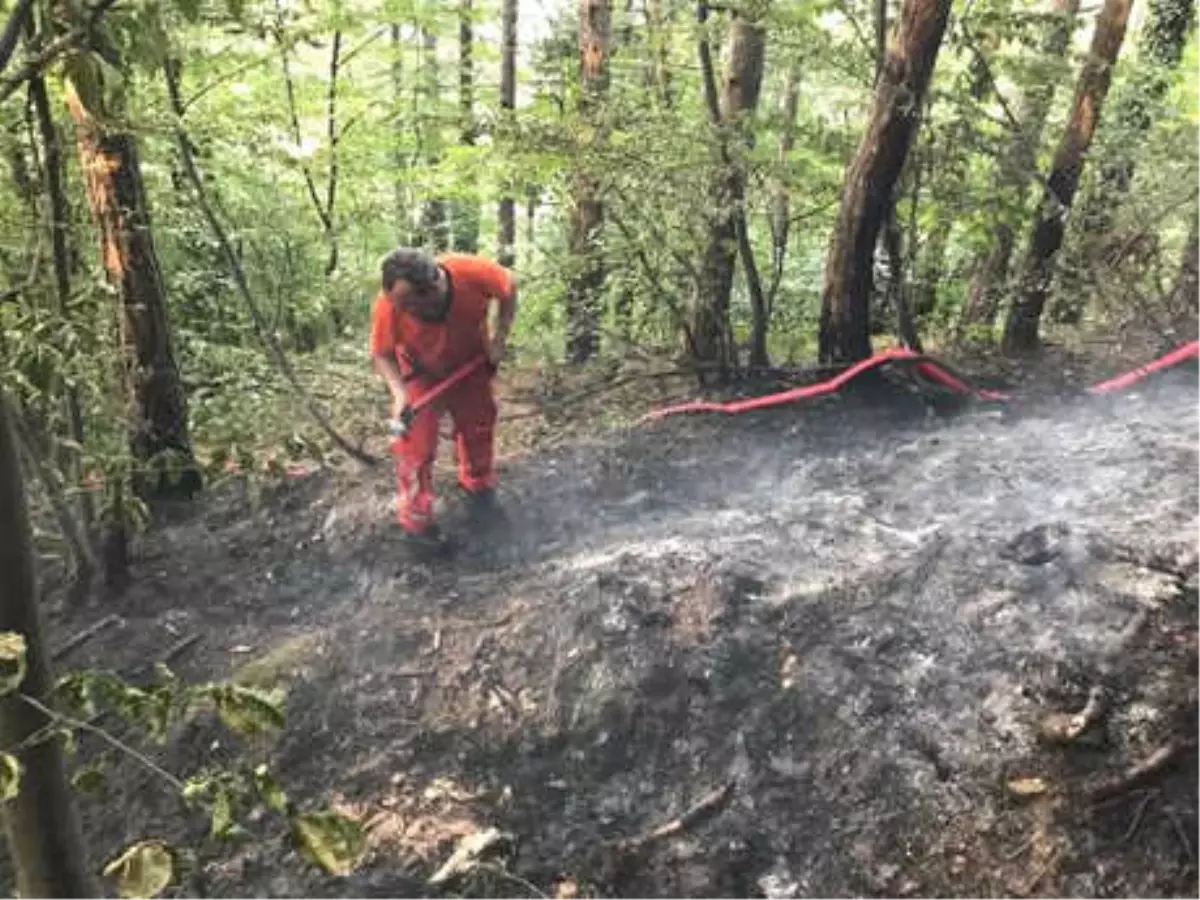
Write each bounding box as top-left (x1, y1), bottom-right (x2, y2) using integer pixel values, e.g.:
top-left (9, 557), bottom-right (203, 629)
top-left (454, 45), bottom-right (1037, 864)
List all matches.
top-left (417, 28), bottom-right (448, 251)
top-left (1003, 0), bottom-right (1134, 354)
top-left (767, 63), bottom-right (800, 320)
top-left (323, 30), bottom-right (341, 277)
top-left (694, 4), bottom-right (768, 375)
top-left (0, 390), bottom-right (95, 899)
top-left (646, 0), bottom-right (673, 106)
top-left (164, 57), bottom-right (377, 468)
top-left (566, 0), bottom-right (611, 364)
top-left (64, 82), bottom-right (198, 498)
top-left (961, 0), bottom-right (1081, 331)
top-left (29, 63), bottom-right (91, 531)
top-left (818, 0), bottom-right (952, 363)
top-left (1171, 216), bottom-right (1199, 309)
top-left (1054, 0), bottom-right (1196, 323)
top-left (498, 0), bottom-right (518, 267)
top-left (453, 0), bottom-right (480, 253)
top-left (392, 23), bottom-right (406, 241)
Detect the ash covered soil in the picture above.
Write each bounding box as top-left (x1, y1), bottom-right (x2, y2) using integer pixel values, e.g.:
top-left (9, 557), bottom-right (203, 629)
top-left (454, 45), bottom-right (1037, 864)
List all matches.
top-left (44, 370), bottom-right (1199, 898)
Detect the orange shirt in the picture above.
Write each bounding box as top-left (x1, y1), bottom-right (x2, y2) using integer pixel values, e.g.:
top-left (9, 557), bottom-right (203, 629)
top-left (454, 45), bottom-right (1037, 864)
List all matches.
top-left (370, 254), bottom-right (515, 380)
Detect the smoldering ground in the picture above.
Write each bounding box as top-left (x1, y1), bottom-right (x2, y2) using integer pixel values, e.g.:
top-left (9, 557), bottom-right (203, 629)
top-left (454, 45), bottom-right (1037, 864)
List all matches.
top-left (34, 369), bottom-right (1199, 897)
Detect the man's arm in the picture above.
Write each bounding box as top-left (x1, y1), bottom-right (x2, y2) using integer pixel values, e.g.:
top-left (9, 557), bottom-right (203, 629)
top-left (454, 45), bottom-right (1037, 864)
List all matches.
top-left (373, 353), bottom-right (408, 416)
top-left (487, 272), bottom-right (518, 366)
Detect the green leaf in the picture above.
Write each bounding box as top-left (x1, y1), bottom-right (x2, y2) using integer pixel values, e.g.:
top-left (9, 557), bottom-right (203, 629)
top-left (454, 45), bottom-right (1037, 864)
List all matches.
top-left (210, 786), bottom-right (235, 839)
top-left (72, 764), bottom-right (106, 795)
top-left (291, 810), bottom-right (366, 876)
top-left (211, 684), bottom-right (286, 736)
top-left (181, 776), bottom-right (211, 804)
top-left (0, 632), bottom-right (27, 696)
top-left (103, 840), bottom-right (174, 899)
top-left (253, 763), bottom-right (289, 814)
top-left (0, 753), bottom-right (23, 802)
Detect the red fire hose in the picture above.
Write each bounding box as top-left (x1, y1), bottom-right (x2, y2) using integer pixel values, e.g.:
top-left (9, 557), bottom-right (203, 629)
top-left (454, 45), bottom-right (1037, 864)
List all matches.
top-left (641, 340), bottom-right (1199, 424)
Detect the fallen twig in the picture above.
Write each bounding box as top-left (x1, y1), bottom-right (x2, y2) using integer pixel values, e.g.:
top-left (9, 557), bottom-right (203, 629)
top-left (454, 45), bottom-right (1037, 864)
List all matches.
top-left (618, 780), bottom-right (735, 852)
top-left (1087, 739), bottom-right (1198, 801)
top-left (51, 614), bottom-right (121, 662)
top-left (1162, 803), bottom-right (1196, 868)
top-left (1121, 789), bottom-right (1157, 843)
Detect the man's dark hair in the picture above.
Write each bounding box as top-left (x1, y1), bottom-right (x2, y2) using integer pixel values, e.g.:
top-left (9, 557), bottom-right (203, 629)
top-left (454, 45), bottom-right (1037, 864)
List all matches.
top-left (381, 248), bottom-right (439, 292)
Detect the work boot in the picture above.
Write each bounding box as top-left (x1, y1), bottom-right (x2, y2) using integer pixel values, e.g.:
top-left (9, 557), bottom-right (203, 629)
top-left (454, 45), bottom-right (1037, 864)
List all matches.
top-left (399, 523), bottom-right (455, 561)
top-left (463, 487), bottom-right (506, 529)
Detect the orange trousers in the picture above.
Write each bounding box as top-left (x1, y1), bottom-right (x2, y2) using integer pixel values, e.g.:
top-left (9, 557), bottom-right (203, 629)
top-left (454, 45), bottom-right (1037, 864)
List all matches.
top-left (390, 367), bottom-right (497, 534)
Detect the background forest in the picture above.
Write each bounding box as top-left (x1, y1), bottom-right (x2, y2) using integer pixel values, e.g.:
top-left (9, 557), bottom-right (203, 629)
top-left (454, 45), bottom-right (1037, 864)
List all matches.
top-left (0, 0), bottom-right (1196, 894)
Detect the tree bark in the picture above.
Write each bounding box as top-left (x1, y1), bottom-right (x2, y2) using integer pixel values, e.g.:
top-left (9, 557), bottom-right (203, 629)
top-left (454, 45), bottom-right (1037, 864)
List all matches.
top-left (498, 0), bottom-right (518, 267)
top-left (1003, 0), bottom-right (1134, 354)
top-left (0, 390), bottom-right (95, 898)
top-left (959, 0), bottom-right (1080, 332)
top-left (64, 81), bottom-right (198, 498)
top-left (693, 4), bottom-right (768, 376)
top-left (566, 0), bottom-right (611, 364)
top-left (818, 0), bottom-right (952, 363)
top-left (453, 0), bottom-right (481, 253)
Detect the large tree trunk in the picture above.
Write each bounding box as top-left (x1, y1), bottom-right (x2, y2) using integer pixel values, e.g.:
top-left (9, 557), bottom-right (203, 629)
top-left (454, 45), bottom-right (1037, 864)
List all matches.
top-left (1003, 0), bottom-right (1134, 354)
top-left (693, 5), bottom-right (768, 376)
top-left (818, 0), bottom-right (952, 363)
top-left (1053, 0), bottom-right (1196, 324)
top-left (0, 391), bottom-right (95, 898)
top-left (497, 0), bottom-right (518, 267)
top-left (65, 83), bottom-right (197, 499)
top-left (452, 0), bottom-right (481, 253)
top-left (960, 0), bottom-right (1081, 332)
top-left (565, 0), bottom-right (611, 364)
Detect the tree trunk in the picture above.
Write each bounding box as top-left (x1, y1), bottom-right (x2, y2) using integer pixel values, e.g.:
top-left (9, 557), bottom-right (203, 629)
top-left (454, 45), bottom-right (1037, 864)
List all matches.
top-left (693, 5), bottom-right (767, 376)
top-left (1003, 0), bottom-right (1134, 354)
top-left (323, 30), bottom-right (341, 277)
top-left (29, 63), bottom-right (92, 532)
top-left (64, 83), bottom-right (198, 499)
top-left (498, 0), bottom-right (518, 267)
top-left (646, 0), bottom-right (673, 106)
top-left (767, 63), bottom-right (800, 319)
top-left (960, 0), bottom-right (1080, 332)
top-left (1172, 216), bottom-right (1199, 310)
top-left (0, 390), bottom-right (95, 898)
top-left (418, 27), bottom-right (449, 252)
top-left (818, 0), bottom-right (952, 363)
top-left (392, 23), bottom-right (406, 241)
top-left (1054, 0), bottom-right (1195, 323)
top-left (565, 0), bottom-right (611, 364)
top-left (453, 0), bottom-right (480, 253)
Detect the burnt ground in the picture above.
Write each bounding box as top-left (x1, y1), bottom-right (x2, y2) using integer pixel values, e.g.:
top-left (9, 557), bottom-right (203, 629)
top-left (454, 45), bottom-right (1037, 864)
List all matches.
top-left (30, 364), bottom-right (1200, 898)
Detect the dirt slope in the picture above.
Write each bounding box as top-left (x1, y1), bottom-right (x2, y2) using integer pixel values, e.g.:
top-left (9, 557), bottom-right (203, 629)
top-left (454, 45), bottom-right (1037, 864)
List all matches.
top-left (36, 369), bottom-right (1200, 898)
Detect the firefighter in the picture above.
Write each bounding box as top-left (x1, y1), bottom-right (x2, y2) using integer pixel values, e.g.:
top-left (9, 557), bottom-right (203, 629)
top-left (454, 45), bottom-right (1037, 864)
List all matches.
top-left (370, 248), bottom-right (517, 547)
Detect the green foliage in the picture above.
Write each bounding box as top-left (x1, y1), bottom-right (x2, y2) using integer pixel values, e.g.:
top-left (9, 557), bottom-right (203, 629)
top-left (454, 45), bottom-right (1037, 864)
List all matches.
top-left (0, 753), bottom-right (24, 803)
top-left (290, 809), bottom-right (367, 877)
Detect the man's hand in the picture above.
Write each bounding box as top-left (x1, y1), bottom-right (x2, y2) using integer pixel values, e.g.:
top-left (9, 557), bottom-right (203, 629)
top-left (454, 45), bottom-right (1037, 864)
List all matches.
top-left (391, 392), bottom-right (409, 423)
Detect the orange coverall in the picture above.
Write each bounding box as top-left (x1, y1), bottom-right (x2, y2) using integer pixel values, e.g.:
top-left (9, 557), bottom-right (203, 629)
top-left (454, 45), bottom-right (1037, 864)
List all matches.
top-left (370, 254), bottom-right (516, 534)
